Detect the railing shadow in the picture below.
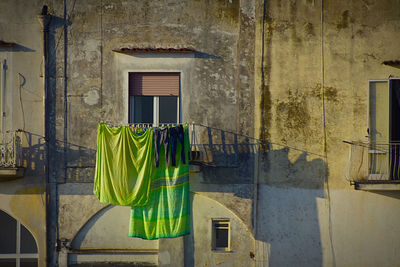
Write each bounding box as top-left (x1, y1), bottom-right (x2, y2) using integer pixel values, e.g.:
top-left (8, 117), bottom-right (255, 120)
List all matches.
top-left (8, 126), bottom-right (328, 190)
top-left (3, 131), bottom-right (97, 183)
top-left (190, 124), bottom-right (259, 186)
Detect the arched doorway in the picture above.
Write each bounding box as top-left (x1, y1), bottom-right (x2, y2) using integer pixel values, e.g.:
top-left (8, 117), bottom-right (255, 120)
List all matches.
top-left (0, 210), bottom-right (38, 267)
top-left (68, 205), bottom-right (158, 266)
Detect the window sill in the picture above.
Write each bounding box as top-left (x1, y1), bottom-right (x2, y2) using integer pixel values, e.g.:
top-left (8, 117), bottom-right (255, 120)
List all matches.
top-left (353, 181), bottom-right (400, 191)
top-left (0, 168), bottom-right (24, 181)
top-left (211, 249), bottom-right (233, 254)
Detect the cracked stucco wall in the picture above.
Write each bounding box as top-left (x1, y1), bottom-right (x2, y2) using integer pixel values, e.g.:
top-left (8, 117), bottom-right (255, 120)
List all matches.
top-left (255, 0), bottom-right (400, 266)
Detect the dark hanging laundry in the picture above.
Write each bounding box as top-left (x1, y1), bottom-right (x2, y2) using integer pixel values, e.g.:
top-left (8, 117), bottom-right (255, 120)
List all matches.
top-left (154, 125), bottom-right (186, 167)
top-left (154, 127), bottom-right (170, 167)
top-left (170, 125), bottom-right (186, 166)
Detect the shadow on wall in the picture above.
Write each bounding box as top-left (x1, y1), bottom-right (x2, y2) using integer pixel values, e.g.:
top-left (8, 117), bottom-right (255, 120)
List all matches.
top-left (256, 145), bottom-right (327, 267)
top-left (0, 44), bottom-right (35, 52)
top-left (8, 125), bottom-right (328, 265)
top-left (369, 191), bottom-right (400, 199)
top-left (184, 125), bottom-right (328, 266)
top-left (190, 124), bottom-right (259, 186)
top-left (0, 130), bottom-right (96, 195)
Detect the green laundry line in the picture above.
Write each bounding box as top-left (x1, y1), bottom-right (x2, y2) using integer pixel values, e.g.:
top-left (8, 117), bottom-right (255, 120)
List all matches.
top-left (94, 123), bottom-right (190, 240)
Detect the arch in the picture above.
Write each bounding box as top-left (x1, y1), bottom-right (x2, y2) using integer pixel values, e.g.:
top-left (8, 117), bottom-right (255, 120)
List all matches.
top-left (68, 193), bottom-right (255, 267)
top-left (70, 204), bottom-right (113, 249)
top-left (191, 192), bottom-right (255, 239)
top-left (70, 205), bottom-right (158, 250)
top-left (68, 205), bottom-right (158, 266)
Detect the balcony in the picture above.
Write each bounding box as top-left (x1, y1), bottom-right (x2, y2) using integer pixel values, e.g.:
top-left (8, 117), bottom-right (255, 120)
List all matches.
top-left (345, 141), bottom-right (400, 190)
top-left (0, 130), bottom-right (24, 180)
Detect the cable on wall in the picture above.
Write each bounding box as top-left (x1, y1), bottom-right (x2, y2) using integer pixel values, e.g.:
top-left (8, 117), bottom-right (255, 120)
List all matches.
top-left (18, 73), bottom-right (26, 131)
top-left (100, 0), bottom-right (104, 107)
top-left (260, 0), bottom-right (267, 143)
top-left (321, 0), bottom-right (337, 265)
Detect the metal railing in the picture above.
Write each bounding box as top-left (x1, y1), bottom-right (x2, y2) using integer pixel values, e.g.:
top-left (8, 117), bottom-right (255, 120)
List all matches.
top-left (103, 123), bottom-right (259, 166)
top-left (345, 141), bottom-right (400, 181)
top-left (0, 131), bottom-right (23, 168)
top-left (63, 123), bottom-right (260, 183)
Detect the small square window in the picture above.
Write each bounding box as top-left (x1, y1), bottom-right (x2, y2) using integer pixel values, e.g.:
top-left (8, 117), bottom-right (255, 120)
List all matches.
top-left (212, 219), bottom-right (230, 251)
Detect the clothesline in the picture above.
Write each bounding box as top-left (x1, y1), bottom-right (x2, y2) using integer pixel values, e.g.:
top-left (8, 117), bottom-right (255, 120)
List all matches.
top-left (98, 123), bottom-right (198, 152)
top-left (99, 121), bottom-right (195, 128)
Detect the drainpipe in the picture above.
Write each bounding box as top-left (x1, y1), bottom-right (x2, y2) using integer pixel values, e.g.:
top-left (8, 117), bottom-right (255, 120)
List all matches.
top-left (1, 59), bottom-right (6, 136)
top-left (37, 8), bottom-right (57, 267)
top-left (63, 0), bottom-right (68, 184)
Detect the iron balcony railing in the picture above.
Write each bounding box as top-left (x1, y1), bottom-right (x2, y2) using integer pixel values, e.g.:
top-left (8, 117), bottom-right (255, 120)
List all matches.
top-left (64, 122), bottom-right (260, 183)
top-left (345, 141), bottom-right (400, 182)
top-left (103, 122), bottom-right (259, 166)
top-left (129, 123), bottom-right (260, 166)
top-left (0, 130), bottom-right (23, 168)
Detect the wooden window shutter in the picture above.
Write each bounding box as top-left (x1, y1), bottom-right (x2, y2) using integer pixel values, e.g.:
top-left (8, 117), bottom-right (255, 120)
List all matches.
top-left (129, 72), bottom-right (180, 96)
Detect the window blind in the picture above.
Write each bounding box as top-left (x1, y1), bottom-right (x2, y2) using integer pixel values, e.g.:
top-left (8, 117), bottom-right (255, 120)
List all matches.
top-left (129, 72), bottom-right (180, 96)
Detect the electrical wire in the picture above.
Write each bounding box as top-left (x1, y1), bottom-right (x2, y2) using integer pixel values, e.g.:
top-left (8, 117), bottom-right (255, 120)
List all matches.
top-left (100, 0), bottom-right (104, 107)
top-left (321, 0), bottom-right (337, 265)
top-left (18, 73), bottom-right (26, 131)
top-left (260, 0), bottom-right (267, 143)
top-left (54, 0), bottom-right (77, 50)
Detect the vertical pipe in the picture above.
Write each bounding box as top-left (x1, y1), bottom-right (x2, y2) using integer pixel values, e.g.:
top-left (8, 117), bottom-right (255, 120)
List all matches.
top-left (40, 8), bottom-right (58, 266)
top-left (16, 221), bottom-right (20, 267)
top-left (259, 0), bottom-right (267, 142)
top-left (394, 144), bottom-right (396, 179)
top-left (321, 0), bottom-right (336, 265)
top-left (397, 144), bottom-right (399, 179)
top-left (389, 143), bottom-right (392, 179)
top-left (253, 1), bottom-right (267, 258)
top-left (394, 143), bottom-right (400, 180)
top-left (64, 0), bottom-right (68, 182)
top-left (41, 12), bottom-right (52, 267)
top-left (12, 132), bottom-right (16, 167)
top-left (1, 59), bottom-right (5, 135)
top-left (100, 0), bottom-right (103, 107)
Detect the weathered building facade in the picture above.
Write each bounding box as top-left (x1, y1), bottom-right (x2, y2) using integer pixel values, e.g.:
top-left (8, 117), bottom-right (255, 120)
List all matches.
top-left (1, 0), bottom-right (400, 266)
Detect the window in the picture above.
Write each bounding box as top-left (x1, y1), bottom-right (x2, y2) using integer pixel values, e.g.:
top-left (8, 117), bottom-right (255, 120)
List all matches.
top-left (0, 210), bottom-right (38, 267)
top-left (368, 79), bottom-right (400, 180)
top-left (212, 219), bottom-right (230, 251)
top-left (129, 72), bottom-right (180, 125)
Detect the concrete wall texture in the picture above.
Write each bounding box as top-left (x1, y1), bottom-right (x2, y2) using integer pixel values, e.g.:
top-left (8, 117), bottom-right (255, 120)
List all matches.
top-left (1, 0), bottom-right (400, 266)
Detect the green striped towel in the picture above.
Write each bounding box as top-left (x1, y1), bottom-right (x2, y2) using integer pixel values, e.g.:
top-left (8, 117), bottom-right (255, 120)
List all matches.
top-left (129, 125), bottom-right (190, 239)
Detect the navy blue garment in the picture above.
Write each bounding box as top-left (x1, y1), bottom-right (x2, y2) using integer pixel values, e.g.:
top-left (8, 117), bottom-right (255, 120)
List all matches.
top-left (154, 127), bottom-right (170, 167)
top-left (170, 125), bottom-right (186, 166)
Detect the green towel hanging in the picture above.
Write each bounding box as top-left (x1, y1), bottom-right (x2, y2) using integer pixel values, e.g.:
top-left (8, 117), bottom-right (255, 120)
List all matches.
top-left (94, 123), bottom-right (154, 207)
top-left (129, 124), bottom-right (190, 239)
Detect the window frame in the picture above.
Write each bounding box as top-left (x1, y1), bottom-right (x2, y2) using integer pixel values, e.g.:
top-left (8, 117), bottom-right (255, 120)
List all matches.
top-left (128, 72), bottom-right (181, 126)
top-left (367, 79), bottom-right (390, 143)
top-left (0, 210), bottom-right (38, 267)
top-left (211, 219), bottom-right (231, 252)
top-left (367, 78), bottom-right (400, 180)
top-left (129, 95), bottom-right (180, 125)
